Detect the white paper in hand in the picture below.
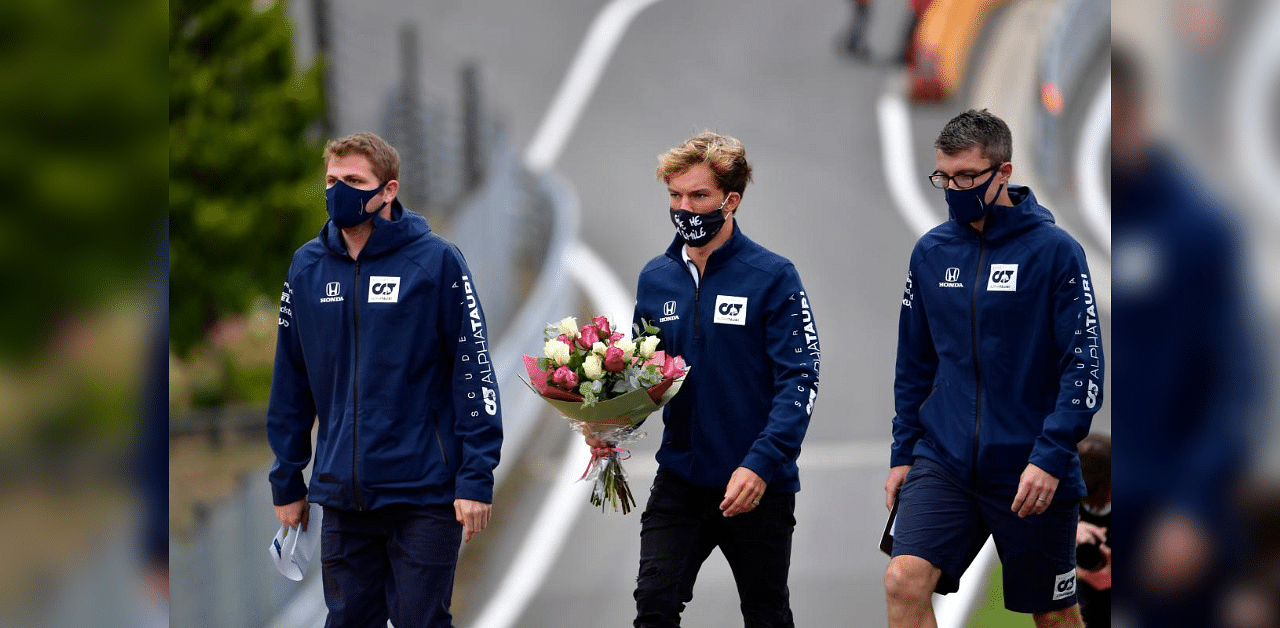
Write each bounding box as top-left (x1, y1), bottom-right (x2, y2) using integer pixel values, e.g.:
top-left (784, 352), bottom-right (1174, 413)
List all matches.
top-left (269, 522), bottom-right (318, 581)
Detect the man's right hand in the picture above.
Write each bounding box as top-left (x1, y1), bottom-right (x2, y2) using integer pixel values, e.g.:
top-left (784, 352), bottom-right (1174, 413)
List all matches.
top-left (275, 498), bottom-right (310, 532)
top-left (885, 465), bottom-right (911, 511)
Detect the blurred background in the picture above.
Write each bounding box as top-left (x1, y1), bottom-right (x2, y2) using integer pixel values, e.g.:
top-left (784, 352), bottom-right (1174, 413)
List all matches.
top-left (0, 0), bottom-right (1268, 625)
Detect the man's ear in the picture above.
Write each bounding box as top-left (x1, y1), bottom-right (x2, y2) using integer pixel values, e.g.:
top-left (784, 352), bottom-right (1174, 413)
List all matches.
top-left (725, 191), bottom-right (741, 215)
top-left (998, 162), bottom-right (1013, 185)
top-left (382, 179), bottom-right (400, 203)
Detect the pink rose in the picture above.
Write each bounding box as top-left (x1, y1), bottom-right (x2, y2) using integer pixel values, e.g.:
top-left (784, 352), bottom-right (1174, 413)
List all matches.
top-left (557, 333), bottom-right (572, 346)
top-left (551, 365), bottom-right (579, 390)
top-left (578, 324), bottom-right (601, 350)
top-left (603, 346), bottom-right (627, 373)
top-left (661, 355), bottom-right (687, 379)
top-left (645, 350), bottom-right (667, 369)
top-left (609, 332), bottom-right (624, 344)
top-left (592, 316), bottom-right (611, 336)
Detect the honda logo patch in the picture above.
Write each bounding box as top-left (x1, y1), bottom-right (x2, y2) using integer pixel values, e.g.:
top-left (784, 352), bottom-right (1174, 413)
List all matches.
top-left (987, 264), bottom-right (1018, 292)
top-left (945, 267), bottom-right (960, 283)
top-left (368, 276), bottom-right (401, 303)
top-left (713, 295), bottom-right (748, 326)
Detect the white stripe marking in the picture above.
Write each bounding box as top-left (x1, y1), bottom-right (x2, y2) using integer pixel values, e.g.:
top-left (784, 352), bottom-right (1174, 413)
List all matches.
top-left (877, 73), bottom-right (945, 237)
top-left (523, 0), bottom-right (666, 174)
top-left (469, 242), bottom-right (636, 628)
top-left (1075, 75), bottom-right (1111, 253)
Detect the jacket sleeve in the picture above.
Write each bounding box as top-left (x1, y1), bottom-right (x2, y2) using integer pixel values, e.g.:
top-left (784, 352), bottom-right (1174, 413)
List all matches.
top-left (1028, 241), bottom-right (1104, 479)
top-left (441, 248), bottom-right (504, 503)
top-left (267, 274), bottom-right (318, 506)
top-left (739, 264), bottom-right (821, 483)
top-left (891, 246), bottom-right (937, 467)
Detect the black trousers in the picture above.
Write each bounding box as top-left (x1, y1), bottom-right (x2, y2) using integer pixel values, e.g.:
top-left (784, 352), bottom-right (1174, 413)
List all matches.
top-left (634, 470), bottom-right (797, 628)
top-left (320, 504), bottom-right (462, 628)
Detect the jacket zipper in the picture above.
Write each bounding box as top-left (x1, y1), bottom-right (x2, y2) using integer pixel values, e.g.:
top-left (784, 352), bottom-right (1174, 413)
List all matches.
top-left (352, 260), bottom-right (365, 510)
top-left (969, 234), bottom-right (986, 487)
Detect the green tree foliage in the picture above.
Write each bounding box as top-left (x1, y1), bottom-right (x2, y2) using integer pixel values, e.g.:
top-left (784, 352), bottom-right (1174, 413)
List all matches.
top-left (0, 0), bottom-right (166, 361)
top-left (170, 0), bottom-right (327, 355)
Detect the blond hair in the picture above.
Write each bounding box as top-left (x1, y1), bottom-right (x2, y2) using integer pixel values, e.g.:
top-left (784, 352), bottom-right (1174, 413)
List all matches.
top-left (323, 132), bottom-right (400, 184)
top-left (656, 131), bottom-right (753, 196)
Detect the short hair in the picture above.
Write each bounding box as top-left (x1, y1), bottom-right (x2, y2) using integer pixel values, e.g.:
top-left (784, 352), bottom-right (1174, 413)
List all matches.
top-left (656, 131), bottom-right (753, 196)
top-left (1078, 433), bottom-right (1111, 504)
top-left (934, 109), bottom-right (1013, 165)
top-left (323, 132), bottom-right (400, 184)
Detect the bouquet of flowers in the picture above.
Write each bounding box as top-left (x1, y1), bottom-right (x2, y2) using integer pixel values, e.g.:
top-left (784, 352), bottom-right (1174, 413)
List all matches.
top-left (523, 315), bottom-right (689, 513)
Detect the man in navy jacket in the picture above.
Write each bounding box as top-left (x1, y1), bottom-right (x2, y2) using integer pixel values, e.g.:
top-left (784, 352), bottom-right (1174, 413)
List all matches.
top-left (625, 131), bottom-right (820, 627)
top-left (267, 133), bottom-right (502, 628)
top-left (883, 110), bottom-right (1104, 628)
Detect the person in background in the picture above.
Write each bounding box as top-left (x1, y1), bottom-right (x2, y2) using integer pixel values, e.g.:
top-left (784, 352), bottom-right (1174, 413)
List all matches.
top-left (1076, 433), bottom-right (1111, 627)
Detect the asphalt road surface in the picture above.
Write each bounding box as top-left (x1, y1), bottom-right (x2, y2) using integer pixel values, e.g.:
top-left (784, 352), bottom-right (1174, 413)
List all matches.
top-left (282, 0), bottom-right (1113, 625)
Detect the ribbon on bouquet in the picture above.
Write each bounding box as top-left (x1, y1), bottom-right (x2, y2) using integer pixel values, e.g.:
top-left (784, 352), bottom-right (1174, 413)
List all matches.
top-left (580, 446), bottom-right (631, 480)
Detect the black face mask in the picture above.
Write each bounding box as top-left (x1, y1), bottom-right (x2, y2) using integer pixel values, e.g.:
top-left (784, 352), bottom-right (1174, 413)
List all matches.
top-left (669, 195), bottom-right (731, 247)
top-left (944, 166), bottom-right (1004, 225)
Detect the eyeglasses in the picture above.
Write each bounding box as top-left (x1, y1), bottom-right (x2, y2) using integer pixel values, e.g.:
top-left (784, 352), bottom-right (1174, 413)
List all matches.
top-left (928, 164), bottom-right (1001, 190)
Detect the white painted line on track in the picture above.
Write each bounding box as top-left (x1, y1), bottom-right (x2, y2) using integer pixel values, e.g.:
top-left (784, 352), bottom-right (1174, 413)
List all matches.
top-left (470, 241), bottom-right (636, 628)
top-left (524, 0), bottom-right (667, 174)
top-left (1075, 75), bottom-right (1111, 254)
top-left (1229, 0), bottom-right (1280, 227)
top-left (472, 0), bottom-right (666, 623)
top-left (877, 73), bottom-right (944, 238)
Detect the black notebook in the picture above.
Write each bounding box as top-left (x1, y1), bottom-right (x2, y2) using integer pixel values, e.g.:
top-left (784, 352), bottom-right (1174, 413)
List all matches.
top-left (880, 498), bottom-right (900, 556)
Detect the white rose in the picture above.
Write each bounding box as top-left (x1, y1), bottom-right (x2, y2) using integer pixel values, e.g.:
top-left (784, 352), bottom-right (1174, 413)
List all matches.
top-left (615, 338), bottom-right (637, 362)
top-left (583, 355), bottom-right (604, 380)
top-left (638, 335), bottom-right (660, 360)
top-left (557, 317), bottom-right (579, 339)
top-left (592, 342), bottom-right (607, 355)
top-left (544, 339), bottom-right (571, 365)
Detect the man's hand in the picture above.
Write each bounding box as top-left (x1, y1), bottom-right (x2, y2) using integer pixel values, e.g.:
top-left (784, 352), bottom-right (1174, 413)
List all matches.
top-left (1011, 463), bottom-right (1059, 517)
top-left (720, 467), bottom-right (766, 517)
top-left (1078, 543), bottom-right (1112, 591)
top-left (1077, 521), bottom-right (1107, 546)
top-left (454, 498), bottom-right (492, 543)
top-left (275, 498), bottom-right (310, 531)
top-left (885, 465), bottom-right (912, 511)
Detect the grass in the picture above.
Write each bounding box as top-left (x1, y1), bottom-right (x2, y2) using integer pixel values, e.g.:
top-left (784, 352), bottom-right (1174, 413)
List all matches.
top-left (970, 563), bottom-right (1034, 627)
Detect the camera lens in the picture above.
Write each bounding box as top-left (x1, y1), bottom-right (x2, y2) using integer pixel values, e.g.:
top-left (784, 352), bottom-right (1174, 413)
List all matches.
top-left (1077, 541), bottom-right (1105, 571)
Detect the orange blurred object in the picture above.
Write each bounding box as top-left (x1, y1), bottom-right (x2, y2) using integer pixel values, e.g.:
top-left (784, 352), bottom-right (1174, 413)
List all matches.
top-left (908, 0), bottom-right (1011, 101)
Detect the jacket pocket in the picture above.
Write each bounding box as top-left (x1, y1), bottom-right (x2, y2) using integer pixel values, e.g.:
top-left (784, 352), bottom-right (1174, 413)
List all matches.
top-left (360, 406), bottom-right (439, 487)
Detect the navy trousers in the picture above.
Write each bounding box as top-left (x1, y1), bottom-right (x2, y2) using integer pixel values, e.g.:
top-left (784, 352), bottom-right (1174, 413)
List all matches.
top-left (320, 504), bottom-right (462, 628)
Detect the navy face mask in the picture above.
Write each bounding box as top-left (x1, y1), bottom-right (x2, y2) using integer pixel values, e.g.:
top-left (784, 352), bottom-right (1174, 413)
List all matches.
top-left (669, 194), bottom-right (731, 247)
top-left (326, 180), bottom-right (387, 229)
top-left (944, 167), bottom-right (1004, 225)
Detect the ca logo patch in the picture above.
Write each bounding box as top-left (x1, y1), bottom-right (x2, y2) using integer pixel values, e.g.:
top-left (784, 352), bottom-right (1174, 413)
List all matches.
top-left (1052, 569), bottom-right (1077, 601)
top-left (713, 295), bottom-right (748, 326)
top-left (987, 264), bottom-right (1018, 291)
top-left (368, 276), bottom-right (401, 303)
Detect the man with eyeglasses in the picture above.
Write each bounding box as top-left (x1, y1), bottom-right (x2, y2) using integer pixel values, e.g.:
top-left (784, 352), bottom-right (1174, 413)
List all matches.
top-left (882, 109), bottom-right (1104, 628)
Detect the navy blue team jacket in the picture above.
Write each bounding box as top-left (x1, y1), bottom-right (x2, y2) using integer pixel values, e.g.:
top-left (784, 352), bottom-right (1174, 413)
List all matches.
top-left (635, 225), bottom-right (820, 493)
top-left (892, 186), bottom-right (1104, 500)
top-left (267, 202), bottom-right (503, 511)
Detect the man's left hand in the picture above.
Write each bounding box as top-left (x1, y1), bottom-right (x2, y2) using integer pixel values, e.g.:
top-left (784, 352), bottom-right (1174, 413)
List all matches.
top-left (454, 499), bottom-right (492, 543)
top-left (720, 467), bottom-right (766, 517)
top-left (1010, 463), bottom-right (1058, 517)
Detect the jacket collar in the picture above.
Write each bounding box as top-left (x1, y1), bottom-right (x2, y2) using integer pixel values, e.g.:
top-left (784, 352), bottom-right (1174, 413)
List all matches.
top-left (320, 200), bottom-right (432, 259)
top-left (956, 185), bottom-right (1054, 242)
